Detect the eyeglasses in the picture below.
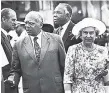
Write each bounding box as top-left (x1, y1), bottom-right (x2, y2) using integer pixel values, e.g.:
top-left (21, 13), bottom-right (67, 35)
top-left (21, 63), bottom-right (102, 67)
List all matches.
top-left (53, 11), bottom-right (63, 15)
top-left (83, 31), bottom-right (95, 35)
top-left (25, 21), bottom-right (36, 26)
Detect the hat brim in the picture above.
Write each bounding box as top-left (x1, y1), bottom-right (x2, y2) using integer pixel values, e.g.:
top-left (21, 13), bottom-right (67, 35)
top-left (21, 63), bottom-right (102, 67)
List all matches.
top-left (72, 18), bottom-right (106, 35)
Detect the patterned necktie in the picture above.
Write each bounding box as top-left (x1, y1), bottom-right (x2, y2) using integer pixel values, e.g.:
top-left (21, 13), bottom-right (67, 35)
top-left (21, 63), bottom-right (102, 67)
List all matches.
top-left (59, 26), bottom-right (63, 35)
top-left (33, 37), bottom-right (41, 63)
top-left (56, 26), bottom-right (63, 35)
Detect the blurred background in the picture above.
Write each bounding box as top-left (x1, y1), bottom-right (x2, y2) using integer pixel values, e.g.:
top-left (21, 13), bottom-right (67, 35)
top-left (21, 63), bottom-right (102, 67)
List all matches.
top-left (1, 0), bottom-right (109, 27)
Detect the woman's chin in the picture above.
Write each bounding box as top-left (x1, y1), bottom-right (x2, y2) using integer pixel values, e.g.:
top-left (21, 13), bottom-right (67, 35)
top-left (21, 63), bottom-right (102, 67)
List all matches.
top-left (84, 41), bottom-right (93, 45)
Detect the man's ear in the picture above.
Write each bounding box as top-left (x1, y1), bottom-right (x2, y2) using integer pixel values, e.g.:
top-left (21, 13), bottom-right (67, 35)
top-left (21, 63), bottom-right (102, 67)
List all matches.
top-left (66, 13), bottom-right (71, 19)
top-left (2, 16), bottom-right (7, 23)
top-left (40, 23), bottom-right (43, 29)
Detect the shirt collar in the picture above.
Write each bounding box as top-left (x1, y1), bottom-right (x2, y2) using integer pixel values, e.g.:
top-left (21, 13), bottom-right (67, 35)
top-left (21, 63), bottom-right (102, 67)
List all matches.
top-left (1, 28), bottom-right (8, 36)
top-left (37, 30), bottom-right (42, 40)
top-left (30, 30), bottom-right (42, 39)
top-left (62, 20), bottom-right (70, 30)
top-left (30, 30), bottom-right (42, 47)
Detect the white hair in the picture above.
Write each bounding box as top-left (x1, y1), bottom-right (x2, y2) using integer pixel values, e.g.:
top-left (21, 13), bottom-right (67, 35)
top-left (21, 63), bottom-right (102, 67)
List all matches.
top-left (25, 11), bottom-right (43, 23)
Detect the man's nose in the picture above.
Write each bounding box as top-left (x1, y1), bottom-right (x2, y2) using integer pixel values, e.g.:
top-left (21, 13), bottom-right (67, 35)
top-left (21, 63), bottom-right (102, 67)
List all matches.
top-left (87, 33), bottom-right (91, 37)
top-left (13, 21), bottom-right (17, 28)
top-left (25, 23), bottom-right (30, 27)
top-left (15, 21), bottom-right (17, 26)
top-left (13, 20), bottom-right (16, 24)
top-left (53, 12), bottom-right (57, 17)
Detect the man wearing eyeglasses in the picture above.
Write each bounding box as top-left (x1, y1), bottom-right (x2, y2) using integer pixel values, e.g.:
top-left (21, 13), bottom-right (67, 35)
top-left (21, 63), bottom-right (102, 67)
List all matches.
top-left (7, 11), bottom-right (66, 93)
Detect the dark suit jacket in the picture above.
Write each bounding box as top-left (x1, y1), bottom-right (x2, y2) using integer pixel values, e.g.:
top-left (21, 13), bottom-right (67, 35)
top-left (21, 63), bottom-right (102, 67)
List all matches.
top-left (94, 34), bottom-right (109, 46)
top-left (9, 31), bottom-right (66, 93)
top-left (54, 21), bottom-right (81, 52)
top-left (1, 31), bottom-right (18, 93)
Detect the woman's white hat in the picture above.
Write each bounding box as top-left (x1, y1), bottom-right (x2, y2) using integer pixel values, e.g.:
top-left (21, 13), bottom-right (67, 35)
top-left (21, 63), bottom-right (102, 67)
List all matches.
top-left (72, 18), bottom-right (106, 35)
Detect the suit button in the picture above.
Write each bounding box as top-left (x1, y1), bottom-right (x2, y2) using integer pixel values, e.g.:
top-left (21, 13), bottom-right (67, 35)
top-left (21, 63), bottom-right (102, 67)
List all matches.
top-left (38, 67), bottom-right (40, 70)
top-left (40, 78), bottom-right (43, 80)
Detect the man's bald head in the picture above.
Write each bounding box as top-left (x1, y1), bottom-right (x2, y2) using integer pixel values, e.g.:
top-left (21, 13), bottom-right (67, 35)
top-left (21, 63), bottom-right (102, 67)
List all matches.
top-left (24, 11), bottom-right (43, 36)
top-left (25, 11), bottom-right (43, 24)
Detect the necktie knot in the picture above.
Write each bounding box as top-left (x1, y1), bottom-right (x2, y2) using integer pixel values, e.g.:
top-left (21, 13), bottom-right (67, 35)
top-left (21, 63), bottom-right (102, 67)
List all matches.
top-left (7, 35), bottom-right (12, 41)
top-left (33, 37), bottom-right (38, 42)
top-left (56, 26), bottom-right (63, 35)
top-left (58, 26), bottom-right (63, 35)
top-left (57, 26), bottom-right (63, 31)
top-left (60, 26), bottom-right (63, 30)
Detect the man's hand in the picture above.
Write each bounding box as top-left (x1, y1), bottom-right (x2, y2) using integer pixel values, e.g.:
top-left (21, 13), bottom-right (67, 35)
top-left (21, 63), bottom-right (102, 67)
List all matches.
top-left (4, 76), bottom-right (15, 88)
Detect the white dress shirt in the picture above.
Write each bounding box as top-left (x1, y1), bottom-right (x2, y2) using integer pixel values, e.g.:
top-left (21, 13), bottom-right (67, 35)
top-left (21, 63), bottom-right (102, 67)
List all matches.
top-left (1, 45), bottom-right (9, 67)
top-left (8, 30), bottom-right (18, 47)
top-left (1, 28), bottom-right (9, 67)
top-left (61, 20), bottom-right (70, 38)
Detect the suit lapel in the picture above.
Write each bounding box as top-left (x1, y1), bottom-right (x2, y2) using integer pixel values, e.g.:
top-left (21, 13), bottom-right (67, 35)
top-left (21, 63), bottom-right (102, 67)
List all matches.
top-left (1, 31), bottom-right (12, 64)
top-left (23, 32), bottom-right (50, 64)
top-left (23, 36), bottom-right (36, 61)
top-left (1, 31), bottom-right (12, 53)
top-left (39, 32), bottom-right (50, 64)
top-left (62, 21), bottom-right (75, 43)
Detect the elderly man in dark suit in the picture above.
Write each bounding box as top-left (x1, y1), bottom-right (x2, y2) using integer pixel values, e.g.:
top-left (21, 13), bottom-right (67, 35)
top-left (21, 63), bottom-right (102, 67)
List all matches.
top-left (7, 11), bottom-right (66, 93)
top-left (1, 8), bottom-right (18, 93)
top-left (53, 3), bottom-right (81, 52)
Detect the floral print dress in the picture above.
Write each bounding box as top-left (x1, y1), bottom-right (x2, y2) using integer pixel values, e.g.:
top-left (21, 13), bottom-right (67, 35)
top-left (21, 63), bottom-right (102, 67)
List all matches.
top-left (64, 43), bottom-right (109, 93)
